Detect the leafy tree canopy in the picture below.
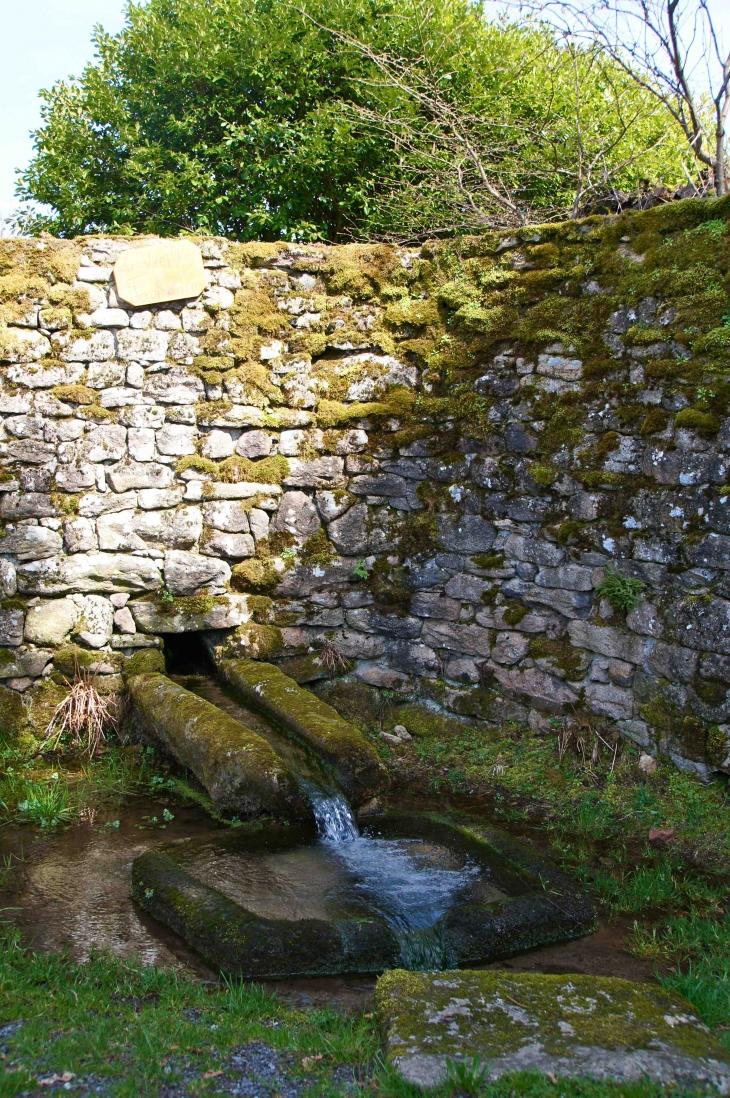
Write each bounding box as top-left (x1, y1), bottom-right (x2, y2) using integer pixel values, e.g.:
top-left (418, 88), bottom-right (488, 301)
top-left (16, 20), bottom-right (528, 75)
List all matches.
top-left (15, 0), bottom-right (690, 240)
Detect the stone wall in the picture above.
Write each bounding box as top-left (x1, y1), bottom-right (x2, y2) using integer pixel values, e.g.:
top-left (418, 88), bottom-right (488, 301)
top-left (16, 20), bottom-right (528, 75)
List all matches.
top-left (1, 199), bottom-right (730, 776)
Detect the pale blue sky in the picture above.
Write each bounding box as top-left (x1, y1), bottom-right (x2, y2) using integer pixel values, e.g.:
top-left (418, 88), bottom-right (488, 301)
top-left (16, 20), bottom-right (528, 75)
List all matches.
top-left (1, 0), bottom-right (728, 228)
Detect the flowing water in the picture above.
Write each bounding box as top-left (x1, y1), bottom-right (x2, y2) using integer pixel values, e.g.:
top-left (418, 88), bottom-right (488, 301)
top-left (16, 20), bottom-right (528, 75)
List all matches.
top-left (305, 788), bottom-right (481, 968)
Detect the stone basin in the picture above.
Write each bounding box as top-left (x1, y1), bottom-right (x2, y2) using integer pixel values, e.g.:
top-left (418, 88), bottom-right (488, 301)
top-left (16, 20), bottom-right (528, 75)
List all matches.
top-left (132, 813), bottom-right (595, 979)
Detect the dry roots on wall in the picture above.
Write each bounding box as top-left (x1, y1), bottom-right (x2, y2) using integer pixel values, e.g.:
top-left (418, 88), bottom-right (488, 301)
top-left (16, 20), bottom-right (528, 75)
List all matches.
top-left (1, 204), bottom-right (730, 777)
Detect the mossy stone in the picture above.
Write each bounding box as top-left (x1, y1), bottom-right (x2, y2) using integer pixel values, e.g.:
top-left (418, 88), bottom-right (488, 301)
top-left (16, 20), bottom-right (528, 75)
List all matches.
top-left (376, 969), bottom-right (730, 1091)
top-left (128, 672), bottom-right (304, 818)
top-left (124, 649), bottom-right (166, 678)
top-left (220, 659), bottom-right (389, 804)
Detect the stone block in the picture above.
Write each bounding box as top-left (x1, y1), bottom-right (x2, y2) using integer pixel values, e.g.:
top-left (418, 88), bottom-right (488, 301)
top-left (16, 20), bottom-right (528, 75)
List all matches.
top-left (535, 564), bottom-right (594, 591)
top-left (270, 490), bottom-right (321, 540)
top-left (421, 620), bottom-right (492, 657)
top-left (163, 550), bottom-right (231, 595)
top-left (685, 533), bottom-right (730, 570)
top-left (131, 594), bottom-right (249, 633)
top-left (503, 579), bottom-right (592, 619)
top-left (491, 665), bottom-right (578, 711)
top-left (385, 641), bottom-right (441, 676)
top-left (410, 593), bottom-right (461, 621)
top-left (346, 609), bottom-right (422, 638)
top-left (106, 460), bottom-right (173, 492)
top-left (585, 681), bottom-right (634, 720)
top-left (143, 371), bottom-right (204, 404)
top-left (17, 553), bottom-right (162, 595)
top-left (626, 601), bottom-right (664, 638)
top-left (444, 573), bottom-right (492, 602)
top-left (134, 506), bottom-right (203, 549)
top-left (437, 515), bottom-right (496, 553)
top-left (491, 631), bottom-right (530, 666)
top-left (156, 424), bottom-right (198, 456)
top-left (78, 425), bottom-right (127, 463)
top-left (201, 429), bottom-right (235, 460)
top-left (375, 970), bottom-right (730, 1092)
top-left (236, 429), bottom-right (271, 459)
top-left (0, 560), bottom-right (17, 597)
top-left (7, 361), bottom-right (84, 389)
top-left (201, 531), bottom-right (255, 559)
top-left (645, 641), bottom-right (698, 683)
top-left (283, 456), bottom-right (346, 489)
top-left (86, 360), bottom-right (126, 388)
top-left (55, 463), bottom-right (97, 492)
top-left (116, 329), bottom-right (169, 362)
top-left (57, 330), bottom-right (115, 362)
top-left (75, 594), bottom-right (114, 648)
top-left (1, 525), bottom-right (62, 561)
top-left (202, 500), bottom-right (250, 533)
top-left (673, 596), bottom-right (730, 654)
top-left (0, 328), bottom-right (51, 363)
top-left (78, 491), bottom-right (138, 517)
top-left (1, 493), bottom-right (57, 519)
top-left (0, 608), bottom-right (25, 647)
top-left (568, 621), bottom-right (646, 663)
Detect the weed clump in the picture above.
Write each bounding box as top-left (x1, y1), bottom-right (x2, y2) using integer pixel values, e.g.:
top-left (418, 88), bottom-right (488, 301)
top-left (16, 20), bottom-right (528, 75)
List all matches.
top-left (595, 565), bottom-right (646, 613)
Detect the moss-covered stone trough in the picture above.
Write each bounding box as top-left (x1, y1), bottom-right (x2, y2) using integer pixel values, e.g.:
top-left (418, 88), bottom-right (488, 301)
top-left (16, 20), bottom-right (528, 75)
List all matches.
top-left (220, 659), bottom-right (389, 804)
top-left (375, 969), bottom-right (730, 1092)
top-left (131, 812), bottom-right (595, 979)
top-left (127, 672), bottom-right (306, 818)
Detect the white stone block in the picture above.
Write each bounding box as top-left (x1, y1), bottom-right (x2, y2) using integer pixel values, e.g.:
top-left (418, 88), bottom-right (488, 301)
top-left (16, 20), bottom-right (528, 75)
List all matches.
top-left (156, 424), bottom-right (198, 456)
top-left (201, 429), bottom-right (234, 460)
top-left (128, 428), bottom-right (156, 461)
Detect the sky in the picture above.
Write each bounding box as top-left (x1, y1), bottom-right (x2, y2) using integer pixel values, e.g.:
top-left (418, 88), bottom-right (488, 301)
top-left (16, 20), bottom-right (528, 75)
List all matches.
top-left (1, 0), bottom-right (729, 228)
top-left (0, 0), bottom-right (128, 225)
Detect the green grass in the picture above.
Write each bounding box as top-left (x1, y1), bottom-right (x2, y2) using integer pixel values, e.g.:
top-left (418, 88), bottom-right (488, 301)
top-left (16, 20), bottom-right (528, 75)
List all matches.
top-left (0, 742), bottom-right (156, 830)
top-left (0, 928), bottom-right (376, 1097)
top-left (0, 930), bottom-right (714, 1098)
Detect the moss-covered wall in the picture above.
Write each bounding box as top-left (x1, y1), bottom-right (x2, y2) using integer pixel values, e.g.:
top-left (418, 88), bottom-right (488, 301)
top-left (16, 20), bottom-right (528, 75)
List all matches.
top-left (2, 201), bottom-right (730, 775)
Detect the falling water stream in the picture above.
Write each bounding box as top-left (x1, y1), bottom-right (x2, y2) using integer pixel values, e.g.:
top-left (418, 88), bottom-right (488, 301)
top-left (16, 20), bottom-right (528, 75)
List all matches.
top-left (308, 788), bottom-right (478, 969)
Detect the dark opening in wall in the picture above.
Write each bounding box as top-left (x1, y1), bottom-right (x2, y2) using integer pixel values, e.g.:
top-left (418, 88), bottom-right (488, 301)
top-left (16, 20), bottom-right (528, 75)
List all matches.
top-left (164, 632), bottom-right (213, 676)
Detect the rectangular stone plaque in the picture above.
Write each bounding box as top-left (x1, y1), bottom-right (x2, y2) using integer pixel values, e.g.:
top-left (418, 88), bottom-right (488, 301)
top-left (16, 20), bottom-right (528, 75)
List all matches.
top-left (113, 240), bottom-right (206, 307)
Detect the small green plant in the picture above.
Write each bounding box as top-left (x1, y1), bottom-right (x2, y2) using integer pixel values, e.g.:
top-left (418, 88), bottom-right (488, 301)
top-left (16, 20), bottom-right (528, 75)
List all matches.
top-left (594, 565), bottom-right (646, 613)
top-left (159, 586), bottom-right (175, 605)
top-left (353, 559), bottom-right (369, 580)
top-left (280, 546), bottom-right (297, 561)
top-left (17, 783), bottom-right (75, 830)
top-left (444, 1055), bottom-right (487, 1094)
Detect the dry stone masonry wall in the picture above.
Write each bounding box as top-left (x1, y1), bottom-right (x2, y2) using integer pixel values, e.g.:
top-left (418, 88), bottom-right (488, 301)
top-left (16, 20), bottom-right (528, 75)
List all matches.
top-left (2, 199), bottom-right (730, 777)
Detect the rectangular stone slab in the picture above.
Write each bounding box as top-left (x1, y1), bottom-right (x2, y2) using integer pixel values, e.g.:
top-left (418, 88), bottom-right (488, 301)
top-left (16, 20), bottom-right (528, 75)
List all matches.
top-left (376, 970), bottom-right (730, 1092)
top-left (113, 241), bottom-right (206, 307)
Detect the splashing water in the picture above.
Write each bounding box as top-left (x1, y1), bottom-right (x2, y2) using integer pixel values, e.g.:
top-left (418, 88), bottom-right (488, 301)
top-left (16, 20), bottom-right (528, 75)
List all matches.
top-left (309, 788), bottom-right (359, 843)
top-left (308, 791), bottom-right (478, 969)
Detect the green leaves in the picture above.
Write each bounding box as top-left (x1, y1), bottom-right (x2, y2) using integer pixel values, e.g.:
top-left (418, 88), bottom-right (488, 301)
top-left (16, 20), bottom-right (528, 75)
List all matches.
top-left (14, 0), bottom-right (689, 240)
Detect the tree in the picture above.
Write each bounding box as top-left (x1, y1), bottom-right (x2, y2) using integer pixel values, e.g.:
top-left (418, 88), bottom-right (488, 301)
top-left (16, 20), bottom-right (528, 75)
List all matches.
top-left (321, 5), bottom-right (691, 236)
top-left (513, 0), bottom-right (730, 196)
top-left (14, 0), bottom-right (691, 240)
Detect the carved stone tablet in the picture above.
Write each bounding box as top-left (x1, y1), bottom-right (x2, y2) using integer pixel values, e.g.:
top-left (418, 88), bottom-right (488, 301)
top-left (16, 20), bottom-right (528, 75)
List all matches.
top-left (113, 241), bottom-right (206, 307)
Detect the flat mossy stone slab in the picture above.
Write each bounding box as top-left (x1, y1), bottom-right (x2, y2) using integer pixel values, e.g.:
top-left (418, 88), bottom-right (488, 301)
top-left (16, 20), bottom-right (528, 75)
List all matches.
top-left (219, 658), bottom-right (388, 804)
top-left (376, 969), bottom-right (730, 1092)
